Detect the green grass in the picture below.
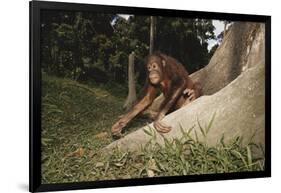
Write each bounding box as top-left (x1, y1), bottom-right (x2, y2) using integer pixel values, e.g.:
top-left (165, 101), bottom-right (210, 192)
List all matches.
top-left (87, 123), bottom-right (264, 181)
top-left (41, 75), bottom-right (264, 184)
top-left (41, 75), bottom-right (146, 183)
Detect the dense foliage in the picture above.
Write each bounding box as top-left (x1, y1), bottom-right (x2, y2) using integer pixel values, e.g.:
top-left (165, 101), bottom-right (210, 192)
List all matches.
top-left (41, 11), bottom-right (216, 84)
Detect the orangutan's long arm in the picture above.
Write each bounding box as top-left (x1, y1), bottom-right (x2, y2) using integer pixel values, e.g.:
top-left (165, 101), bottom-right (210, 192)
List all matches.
top-left (111, 86), bottom-right (157, 136)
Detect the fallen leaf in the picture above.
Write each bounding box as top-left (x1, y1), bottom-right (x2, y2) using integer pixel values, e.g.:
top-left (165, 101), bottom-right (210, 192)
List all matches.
top-left (148, 159), bottom-right (160, 172)
top-left (88, 150), bottom-right (96, 158)
top-left (66, 147), bottom-right (85, 157)
top-left (114, 162), bottom-right (125, 167)
top-left (95, 162), bottom-right (104, 168)
top-left (94, 132), bottom-right (109, 139)
top-left (147, 169), bottom-right (155, 177)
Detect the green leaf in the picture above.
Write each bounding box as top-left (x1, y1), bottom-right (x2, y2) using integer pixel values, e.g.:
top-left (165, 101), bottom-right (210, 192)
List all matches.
top-left (246, 146), bottom-right (253, 170)
top-left (143, 127), bottom-right (152, 136)
top-left (197, 117), bottom-right (206, 137)
top-left (194, 129), bottom-right (199, 143)
top-left (231, 150), bottom-right (248, 170)
top-left (206, 112), bottom-right (216, 134)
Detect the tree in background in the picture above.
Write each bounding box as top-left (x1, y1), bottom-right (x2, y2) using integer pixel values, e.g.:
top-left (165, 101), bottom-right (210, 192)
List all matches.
top-left (155, 17), bottom-right (215, 72)
top-left (41, 11), bottom-right (217, 86)
top-left (41, 10), bottom-right (114, 79)
top-left (209, 21), bottom-right (232, 58)
top-left (149, 16), bottom-right (156, 54)
top-left (123, 52), bottom-right (137, 110)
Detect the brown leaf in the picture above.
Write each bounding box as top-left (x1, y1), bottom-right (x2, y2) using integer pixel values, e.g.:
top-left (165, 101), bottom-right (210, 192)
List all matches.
top-left (148, 159), bottom-right (159, 171)
top-left (147, 169), bottom-right (155, 177)
top-left (66, 147), bottom-right (85, 157)
top-left (94, 132), bottom-right (109, 139)
top-left (88, 150), bottom-right (96, 158)
top-left (95, 162), bottom-right (104, 168)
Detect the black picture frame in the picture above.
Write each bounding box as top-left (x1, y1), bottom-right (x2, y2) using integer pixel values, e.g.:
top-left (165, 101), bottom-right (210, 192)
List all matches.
top-left (29, 1), bottom-right (271, 192)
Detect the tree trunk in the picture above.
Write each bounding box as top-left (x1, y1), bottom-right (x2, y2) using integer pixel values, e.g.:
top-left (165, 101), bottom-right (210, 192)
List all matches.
top-left (123, 52), bottom-right (137, 110)
top-left (105, 22), bottom-right (266, 154)
top-left (145, 22), bottom-right (265, 113)
top-left (149, 16), bottom-right (155, 55)
top-left (72, 12), bottom-right (84, 79)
